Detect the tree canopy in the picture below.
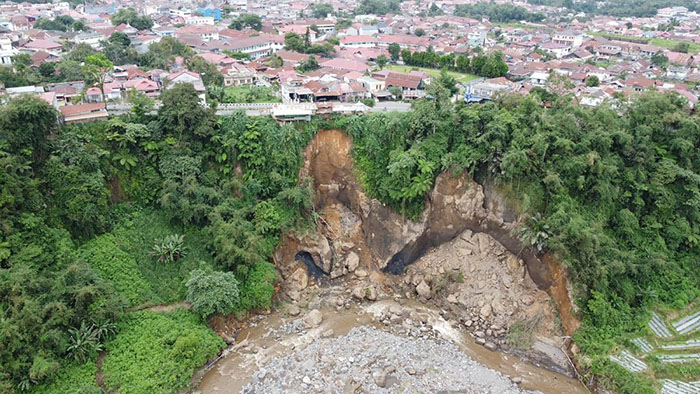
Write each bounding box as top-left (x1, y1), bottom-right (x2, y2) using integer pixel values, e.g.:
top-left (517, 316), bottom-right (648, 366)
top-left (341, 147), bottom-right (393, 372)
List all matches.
top-left (110, 8), bottom-right (153, 30)
top-left (312, 3), bottom-right (334, 18)
top-left (455, 2), bottom-right (545, 22)
top-left (228, 14), bottom-right (262, 30)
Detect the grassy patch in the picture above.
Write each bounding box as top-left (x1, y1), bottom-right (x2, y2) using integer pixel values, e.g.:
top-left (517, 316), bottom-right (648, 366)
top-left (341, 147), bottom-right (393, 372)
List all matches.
top-left (222, 86), bottom-right (281, 103)
top-left (111, 208), bottom-right (216, 306)
top-left (494, 22), bottom-right (539, 30)
top-left (30, 361), bottom-right (99, 394)
top-left (79, 209), bottom-right (217, 307)
top-left (648, 355), bottom-right (700, 381)
top-left (588, 32), bottom-right (700, 54)
top-left (102, 309), bottom-right (225, 394)
top-left (79, 233), bottom-right (152, 307)
top-left (384, 65), bottom-right (480, 82)
top-left (506, 316), bottom-right (543, 349)
top-left (590, 358), bottom-right (656, 394)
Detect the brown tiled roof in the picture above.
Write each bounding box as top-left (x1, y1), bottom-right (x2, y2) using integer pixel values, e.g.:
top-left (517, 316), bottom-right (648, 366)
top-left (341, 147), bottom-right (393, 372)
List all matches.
top-left (384, 71), bottom-right (421, 89)
top-left (60, 103), bottom-right (106, 117)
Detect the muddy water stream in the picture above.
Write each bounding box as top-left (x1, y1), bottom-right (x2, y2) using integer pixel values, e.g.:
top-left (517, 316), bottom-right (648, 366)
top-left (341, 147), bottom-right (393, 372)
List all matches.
top-left (197, 299), bottom-right (586, 393)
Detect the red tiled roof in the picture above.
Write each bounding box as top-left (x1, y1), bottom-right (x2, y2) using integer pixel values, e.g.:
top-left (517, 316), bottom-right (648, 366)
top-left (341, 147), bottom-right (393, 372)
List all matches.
top-left (319, 58), bottom-right (370, 72)
top-left (23, 39), bottom-right (62, 50)
top-left (384, 71), bottom-right (421, 89)
top-left (60, 103), bottom-right (106, 117)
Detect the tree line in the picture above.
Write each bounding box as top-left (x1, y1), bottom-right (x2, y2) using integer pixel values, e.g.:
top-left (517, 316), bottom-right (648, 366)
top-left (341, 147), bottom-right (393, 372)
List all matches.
top-left (454, 2), bottom-right (546, 23)
top-left (527, 0), bottom-right (699, 17)
top-left (0, 83), bottom-right (319, 391)
top-left (390, 45), bottom-right (509, 78)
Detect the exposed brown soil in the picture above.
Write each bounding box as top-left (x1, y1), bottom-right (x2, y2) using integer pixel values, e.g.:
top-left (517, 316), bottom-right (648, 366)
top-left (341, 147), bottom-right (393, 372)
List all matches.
top-left (96, 351), bottom-right (106, 392)
top-left (126, 300), bottom-right (192, 313)
top-left (271, 129), bottom-right (583, 378)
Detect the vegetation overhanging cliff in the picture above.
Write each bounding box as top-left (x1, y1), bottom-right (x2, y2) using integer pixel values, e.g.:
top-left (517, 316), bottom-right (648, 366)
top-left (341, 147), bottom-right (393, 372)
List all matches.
top-left (0, 86), bottom-right (698, 393)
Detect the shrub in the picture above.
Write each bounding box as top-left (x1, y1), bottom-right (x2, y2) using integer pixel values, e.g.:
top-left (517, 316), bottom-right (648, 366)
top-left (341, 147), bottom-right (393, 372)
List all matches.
top-left (361, 98), bottom-right (376, 107)
top-left (186, 268), bottom-right (240, 318)
top-left (102, 309), bottom-right (224, 394)
top-left (66, 322), bottom-right (103, 363)
top-left (29, 361), bottom-right (99, 394)
top-left (151, 234), bottom-right (187, 264)
top-left (236, 261), bottom-right (277, 311)
top-left (79, 234), bottom-right (151, 307)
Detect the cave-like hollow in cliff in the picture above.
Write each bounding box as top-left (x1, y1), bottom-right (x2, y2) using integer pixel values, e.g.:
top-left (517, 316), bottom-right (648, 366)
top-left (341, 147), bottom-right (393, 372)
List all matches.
top-left (382, 232), bottom-right (433, 275)
top-left (295, 251), bottom-right (329, 281)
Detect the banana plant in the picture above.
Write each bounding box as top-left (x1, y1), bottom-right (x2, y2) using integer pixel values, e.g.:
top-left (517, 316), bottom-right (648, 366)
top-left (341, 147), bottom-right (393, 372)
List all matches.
top-left (111, 150), bottom-right (138, 170)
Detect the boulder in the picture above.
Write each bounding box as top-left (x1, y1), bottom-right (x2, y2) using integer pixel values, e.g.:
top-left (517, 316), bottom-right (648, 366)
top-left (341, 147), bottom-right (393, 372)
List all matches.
top-left (330, 267), bottom-right (345, 279)
top-left (480, 304), bottom-right (492, 318)
top-left (304, 309), bottom-right (323, 328)
top-left (345, 252), bottom-right (360, 272)
top-left (352, 287), bottom-right (365, 300)
top-left (287, 304), bottom-right (301, 317)
top-left (416, 281), bottom-right (432, 299)
top-left (365, 286), bottom-right (377, 301)
top-left (287, 289), bottom-right (301, 301)
top-left (288, 267), bottom-right (308, 292)
top-left (318, 237), bottom-right (333, 273)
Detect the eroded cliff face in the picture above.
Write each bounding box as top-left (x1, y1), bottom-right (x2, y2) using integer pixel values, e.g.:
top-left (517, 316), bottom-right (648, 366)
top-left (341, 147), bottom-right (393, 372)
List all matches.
top-left (273, 129), bottom-right (580, 342)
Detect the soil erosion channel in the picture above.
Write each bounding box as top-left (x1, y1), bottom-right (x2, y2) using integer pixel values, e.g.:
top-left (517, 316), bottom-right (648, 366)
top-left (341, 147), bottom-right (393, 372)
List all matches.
top-left (198, 129), bottom-right (586, 393)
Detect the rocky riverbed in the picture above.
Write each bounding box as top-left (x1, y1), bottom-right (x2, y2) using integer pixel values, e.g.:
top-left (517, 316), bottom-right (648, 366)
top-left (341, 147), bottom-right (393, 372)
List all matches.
top-left (198, 297), bottom-right (586, 394)
top-left (242, 325), bottom-right (531, 394)
top-left (199, 129), bottom-right (586, 393)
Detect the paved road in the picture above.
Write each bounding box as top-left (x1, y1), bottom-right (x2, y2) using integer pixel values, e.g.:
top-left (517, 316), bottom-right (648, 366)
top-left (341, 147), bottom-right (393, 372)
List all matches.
top-left (371, 101), bottom-right (412, 112)
top-left (107, 101), bottom-right (413, 117)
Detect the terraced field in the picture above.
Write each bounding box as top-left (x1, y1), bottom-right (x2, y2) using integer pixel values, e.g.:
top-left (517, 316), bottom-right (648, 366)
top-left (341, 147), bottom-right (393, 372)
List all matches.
top-left (609, 308), bottom-right (700, 393)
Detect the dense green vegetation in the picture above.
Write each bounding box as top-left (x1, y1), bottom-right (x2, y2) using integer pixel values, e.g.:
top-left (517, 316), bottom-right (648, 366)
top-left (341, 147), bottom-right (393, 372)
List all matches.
top-left (344, 88), bottom-right (700, 392)
top-left (3, 66), bottom-right (699, 392)
top-left (30, 361), bottom-right (99, 394)
top-left (527, 0), bottom-right (699, 17)
top-left (110, 7), bottom-right (153, 30)
top-left (311, 3), bottom-right (334, 18)
top-left (354, 0), bottom-right (401, 15)
top-left (455, 2), bottom-right (545, 23)
top-left (228, 13), bottom-right (263, 31)
top-left (207, 86), bottom-right (281, 104)
top-left (102, 309), bottom-right (224, 393)
top-left (33, 15), bottom-right (88, 32)
top-left (0, 83), bottom-right (317, 391)
top-left (399, 48), bottom-right (509, 78)
top-left (284, 32), bottom-right (335, 56)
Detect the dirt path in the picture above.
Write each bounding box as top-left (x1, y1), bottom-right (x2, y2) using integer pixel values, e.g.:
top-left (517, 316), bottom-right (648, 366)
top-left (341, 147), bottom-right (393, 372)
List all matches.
top-left (96, 351), bottom-right (106, 392)
top-left (126, 301), bottom-right (191, 313)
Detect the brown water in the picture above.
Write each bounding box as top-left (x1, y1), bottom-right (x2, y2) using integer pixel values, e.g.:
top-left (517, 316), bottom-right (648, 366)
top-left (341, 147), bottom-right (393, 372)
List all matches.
top-left (197, 299), bottom-right (587, 394)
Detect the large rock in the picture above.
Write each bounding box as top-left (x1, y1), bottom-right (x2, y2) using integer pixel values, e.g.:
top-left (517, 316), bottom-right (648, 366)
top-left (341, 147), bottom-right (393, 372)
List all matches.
top-left (416, 281), bottom-right (432, 299)
top-left (365, 286), bottom-right (377, 301)
top-left (288, 267), bottom-right (308, 292)
top-left (317, 236), bottom-right (333, 273)
top-left (304, 309), bottom-right (323, 328)
top-left (345, 252), bottom-right (360, 272)
top-left (480, 304), bottom-right (492, 318)
top-left (287, 304), bottom-right (301, 316)
top-left (352, 287), bottom-right (365, 300)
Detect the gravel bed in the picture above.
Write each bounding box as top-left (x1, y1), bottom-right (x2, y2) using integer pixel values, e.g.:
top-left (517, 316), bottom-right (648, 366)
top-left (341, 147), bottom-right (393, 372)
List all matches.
top-left (242, 325), bottom-right (534, 394)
